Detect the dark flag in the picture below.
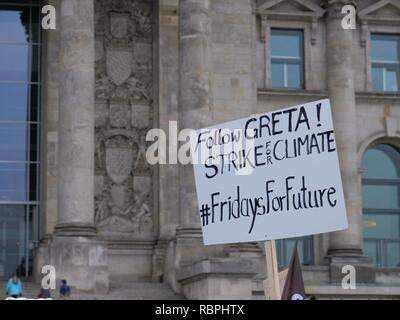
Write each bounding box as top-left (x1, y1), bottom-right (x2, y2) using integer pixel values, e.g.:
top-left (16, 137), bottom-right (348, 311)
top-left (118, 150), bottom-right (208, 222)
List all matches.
top-left (281, 241), bottom-right (306, 300)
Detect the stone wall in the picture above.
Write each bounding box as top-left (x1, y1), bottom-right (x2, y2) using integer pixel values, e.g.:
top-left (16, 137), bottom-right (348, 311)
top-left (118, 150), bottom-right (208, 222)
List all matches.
top-left (255, 0), bottom-right (400, 266)
top-left (211, 0), bottom-right (257, 121)
top-left (93, 0), bottom-right (156, 281)
top-left (34, 0), bottom-right (400, 297)
top-left (40, 0), bottom-right (60, 243)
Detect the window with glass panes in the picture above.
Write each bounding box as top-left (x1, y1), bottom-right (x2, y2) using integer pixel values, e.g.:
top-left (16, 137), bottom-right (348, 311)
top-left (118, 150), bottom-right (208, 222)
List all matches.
top-left (276, 237), bottom-right (313, 267)
top-left (0, 0), bottom-right (41, 278)
top-left (271, 29), bottom-right (304, 89)
top-left (371, 34), bottom-right (400, 92)
top-left (362, 144), bottom-right (400, 267)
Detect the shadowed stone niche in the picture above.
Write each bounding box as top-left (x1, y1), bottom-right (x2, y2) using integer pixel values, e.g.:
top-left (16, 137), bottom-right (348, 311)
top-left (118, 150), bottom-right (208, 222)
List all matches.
top-left (94, 0), bottom-right (155, 281)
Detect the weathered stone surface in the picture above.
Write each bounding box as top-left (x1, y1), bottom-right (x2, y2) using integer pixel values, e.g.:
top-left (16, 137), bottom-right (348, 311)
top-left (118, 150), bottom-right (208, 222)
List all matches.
top-left (132, 104), bottom-right (150, 128)
top-left (109, 100), bottom-right (132, 130)
top-left (178, 0), bottom-right (213, 228)
top-left (94, 0), bottom-right (154, 250)
top-left (106, 48), bottom-right (133, 86)
top-left (177, 258), bottom-right (259, 300)
top-left (49, 0), bottom-right (109, 293)
top-left (329, 256), bottom-right (376, 284)
top-left (325, 1), bottom-right (363, 258)
top-left (34, 0), bottom-right (400, 299)
top-left (49, 236), bottom-right (109, 293)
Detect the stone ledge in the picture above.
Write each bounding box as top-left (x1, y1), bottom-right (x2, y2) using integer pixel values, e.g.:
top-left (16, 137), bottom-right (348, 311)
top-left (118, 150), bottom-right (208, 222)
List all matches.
top-left (306, 284), bottom-right (400, 298)
top-left (328, 256), bottom-right (376, 284)
top-left (105, 238), bottom-right (157, 250)
top-left (356, 91), bottom-right (400, 102)
top-left (258, 89), bottom-right (329, 98)
top-left (177, 258), bottom-right (259, 284)
top-left (176, 258), bottom-right (259, 300)
top-left (252, 280), bottom-right (400, 299)
top-left (257, 89), bottom-right (400, 103)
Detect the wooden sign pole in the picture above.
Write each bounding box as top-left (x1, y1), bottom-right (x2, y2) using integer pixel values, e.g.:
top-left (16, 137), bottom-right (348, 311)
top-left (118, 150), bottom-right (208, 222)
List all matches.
top-left (264, 240), bottom-right (281, 300)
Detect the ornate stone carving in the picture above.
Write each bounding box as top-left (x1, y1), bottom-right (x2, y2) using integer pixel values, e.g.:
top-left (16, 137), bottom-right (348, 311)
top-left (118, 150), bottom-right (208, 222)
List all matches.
top-left (109, 100), bottom-right (131, 129)
top-left (95, 100), bottom-right (109, 128)
top-left (94, 175), bottom-right (111, 223)
top-left (132, 176), bottom-right (153, 234)
top-left (97, 215), bottom-right (134, 233)
top-left (134, 146), bottom-right (150, 175)
top-left (105, 135), bottom-right (136, 185)
top-left (95, 0), bottom-right (154, 236)
top-left (109, 12), bottom-right (130, 39)
top-left (132, 104), bottom-right (150, 128)
top-left (133, 42), bottom-right (152, 70)
top-left (96, 0), bottom-right (153, 42)
top-left (132, 5), bottom-right (152, 39)
top-left (127, 73), bottom-right (152, 103)
top-left (106, 47), bottom-right (133, 86)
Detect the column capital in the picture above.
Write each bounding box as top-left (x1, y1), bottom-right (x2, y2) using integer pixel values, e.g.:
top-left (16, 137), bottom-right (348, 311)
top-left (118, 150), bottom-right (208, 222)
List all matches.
top-left (322, 0), bottom-right (359, 18)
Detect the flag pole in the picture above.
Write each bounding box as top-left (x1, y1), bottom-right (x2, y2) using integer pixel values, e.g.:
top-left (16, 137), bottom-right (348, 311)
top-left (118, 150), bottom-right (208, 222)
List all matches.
top-left (264, 240), bottom-right (281, 300)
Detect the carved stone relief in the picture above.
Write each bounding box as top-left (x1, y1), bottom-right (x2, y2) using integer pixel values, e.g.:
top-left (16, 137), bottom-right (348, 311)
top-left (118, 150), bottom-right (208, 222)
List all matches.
top-left (94, 0), bottom-right (154, 237)
top-left (106, 47), bottom-right (133, 87)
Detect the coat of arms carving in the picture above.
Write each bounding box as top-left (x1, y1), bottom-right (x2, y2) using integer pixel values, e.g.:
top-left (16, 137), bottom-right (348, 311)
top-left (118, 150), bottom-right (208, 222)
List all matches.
top-left (109, 12), bottom-right (130, 39)
top-left (110, 101), bottom-right (131, 128)
top-left (106, 47), bottom-right (133, 86)
top-left (105, 135), bottom-right (135, 184)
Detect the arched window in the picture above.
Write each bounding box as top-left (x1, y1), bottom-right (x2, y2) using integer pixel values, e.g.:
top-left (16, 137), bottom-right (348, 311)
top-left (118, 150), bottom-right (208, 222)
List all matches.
top-left (362, 143), bottom-right (400, 267)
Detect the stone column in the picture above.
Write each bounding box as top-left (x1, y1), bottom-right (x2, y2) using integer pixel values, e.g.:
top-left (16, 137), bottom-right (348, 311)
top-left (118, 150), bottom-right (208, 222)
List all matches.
top-left (176, 0), bottom-right (213, 264)
top-left (49, 0), bottom-right (109, 292)
top-left (324, 0), bottom-right (374, 282)
top-left (55, 0), bottom-right (95, 235)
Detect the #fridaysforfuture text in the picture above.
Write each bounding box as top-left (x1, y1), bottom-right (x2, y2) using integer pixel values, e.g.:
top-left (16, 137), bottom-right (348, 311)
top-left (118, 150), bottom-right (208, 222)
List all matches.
top-left (190, 99), bottom-right (348, 245)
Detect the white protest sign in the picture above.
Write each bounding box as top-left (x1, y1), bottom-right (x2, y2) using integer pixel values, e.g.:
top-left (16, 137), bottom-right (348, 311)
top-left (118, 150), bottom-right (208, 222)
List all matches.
top-left (190, 99), bottom-right (348, 245)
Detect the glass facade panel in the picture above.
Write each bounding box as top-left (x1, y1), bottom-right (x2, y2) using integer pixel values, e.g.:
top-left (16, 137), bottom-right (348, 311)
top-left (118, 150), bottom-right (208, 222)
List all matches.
top-left (0, 1), bottom-right (40, 277)
top-left (0, 44), bottom-right (31, 82)
top-left (0, 205), bottom-right (26, 278)
top-left (0, 84), bottom-right (31, 122)
top-left (0, 7), bottom-right (29, 44)
top-left (0, 163), bottom-right (28, 202)
top-left (0, 123), bottom-right (29, 162)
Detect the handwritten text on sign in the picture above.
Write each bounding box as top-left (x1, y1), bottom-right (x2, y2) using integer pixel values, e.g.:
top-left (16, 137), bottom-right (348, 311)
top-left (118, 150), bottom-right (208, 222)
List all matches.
top-left (190, 99), bottom-right (348, 245)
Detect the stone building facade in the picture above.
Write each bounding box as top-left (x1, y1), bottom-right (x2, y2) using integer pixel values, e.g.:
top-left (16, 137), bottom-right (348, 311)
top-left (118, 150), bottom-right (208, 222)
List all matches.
top-left (1, 0), bottom-right (400, 299)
